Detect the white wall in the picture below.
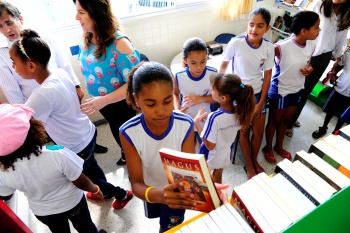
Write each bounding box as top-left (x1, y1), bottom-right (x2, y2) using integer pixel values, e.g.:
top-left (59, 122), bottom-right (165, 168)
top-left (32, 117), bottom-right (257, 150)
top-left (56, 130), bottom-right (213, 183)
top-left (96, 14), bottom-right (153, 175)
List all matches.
top-left (0, 0), bottom-right (275, 122)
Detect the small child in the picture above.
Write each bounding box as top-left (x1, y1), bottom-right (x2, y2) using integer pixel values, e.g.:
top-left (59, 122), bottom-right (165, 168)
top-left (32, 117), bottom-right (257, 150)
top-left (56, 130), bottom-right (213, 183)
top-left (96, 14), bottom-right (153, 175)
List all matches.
top-left (262, 11), bottom-right (320, 163)
top-left (0, 104), bottom-right (103, 233)
top-left (312, 48), bottom-right (350, 138)
top-left (194, 73), bottom-right (255, 184)
top-left (219, 8), bottom-right (275, 178)
top-left (120, 62), bottom-right (227, 232)
top-left (9, 29), bottom-right (132, 210)
top-left (174, 37), bottom-right (218, 144)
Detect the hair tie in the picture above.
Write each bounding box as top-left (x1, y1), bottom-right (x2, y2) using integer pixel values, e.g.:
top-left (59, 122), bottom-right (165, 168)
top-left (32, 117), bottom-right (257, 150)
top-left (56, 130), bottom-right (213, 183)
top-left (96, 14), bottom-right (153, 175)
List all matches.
top-left (18, 39), bottom-right (30, 60)
top-left (240, 83), bottom-right (245, 89)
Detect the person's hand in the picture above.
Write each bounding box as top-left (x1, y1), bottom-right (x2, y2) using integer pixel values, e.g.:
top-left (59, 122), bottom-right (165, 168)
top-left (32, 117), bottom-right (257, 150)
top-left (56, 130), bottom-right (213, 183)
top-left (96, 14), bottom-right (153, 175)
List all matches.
top-left (92, 189), bottom-right (104, 204)
top-left (215, 183), bottom-right (229, 205)
top-left (76, 87), bottom-right (85, 104)
top-left (253, 103), bottom-right (263, 119)
top-left (178, 106), bottom-right (190, 114)
top-left (163, 182), bottom-right (198, 210)
top-left (194, 106), bottom-right (208, 125)
top-left (300, 65), bottom-right (313, 76)
top-left (80, 96), bottom-right (107, 115)
top-left (183, 95), bottom-right (201, 107)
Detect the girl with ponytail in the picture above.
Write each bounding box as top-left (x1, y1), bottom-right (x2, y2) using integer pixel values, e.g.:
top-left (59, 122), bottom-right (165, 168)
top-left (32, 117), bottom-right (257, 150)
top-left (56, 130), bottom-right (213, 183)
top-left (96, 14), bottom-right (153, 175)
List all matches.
top-left (194, 73), bottom-right (255, 183)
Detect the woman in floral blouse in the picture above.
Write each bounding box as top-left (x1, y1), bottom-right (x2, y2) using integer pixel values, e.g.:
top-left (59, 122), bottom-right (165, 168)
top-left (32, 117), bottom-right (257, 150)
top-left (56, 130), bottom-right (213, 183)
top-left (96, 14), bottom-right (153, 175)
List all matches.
top-left (74, 0), bottom-right (140, 165)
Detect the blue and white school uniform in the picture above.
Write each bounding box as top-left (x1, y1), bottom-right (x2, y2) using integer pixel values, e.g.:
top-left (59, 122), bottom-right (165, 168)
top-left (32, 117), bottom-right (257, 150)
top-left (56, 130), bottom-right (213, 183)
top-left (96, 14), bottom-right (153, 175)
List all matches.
top-left (119, 111), bottom-right (194, 230)
top-left (175, 66), bottom-right (217, 123)
top-left (199, 108), bottom-right (240, 169)
top-left (222, 34), bottom-right (275, 94)
top-left (269, 38), bottom-right (315, 109)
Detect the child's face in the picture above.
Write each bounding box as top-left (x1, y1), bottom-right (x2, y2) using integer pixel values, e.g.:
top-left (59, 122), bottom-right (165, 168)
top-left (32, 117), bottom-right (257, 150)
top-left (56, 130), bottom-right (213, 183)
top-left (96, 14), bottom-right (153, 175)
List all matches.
top-left (9, 46), bottom-right (32, 79)
top-left (183, 51), bottom-right (207, 78)
top-left (305, 18), bottom-right (321, 41)
top-left (246, 14), bottom-right (271, 45)
top-left (133, 81), bottom-right (174, 130)
top-left (211, 87), bottom-right (221, 103)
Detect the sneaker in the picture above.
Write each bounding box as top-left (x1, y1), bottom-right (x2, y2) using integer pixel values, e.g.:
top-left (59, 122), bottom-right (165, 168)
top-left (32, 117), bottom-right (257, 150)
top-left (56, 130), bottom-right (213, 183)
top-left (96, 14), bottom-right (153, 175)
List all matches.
top-left (312, 127), bottom-right (328, 139)
top-left (86, 192), bottom-right (113, 200)
top-left (116, 158), bottom-right (126, 165)
top-left (94, 144), bottom-right (108, 153)
top-left (112, 190), bottom-right (133, 210)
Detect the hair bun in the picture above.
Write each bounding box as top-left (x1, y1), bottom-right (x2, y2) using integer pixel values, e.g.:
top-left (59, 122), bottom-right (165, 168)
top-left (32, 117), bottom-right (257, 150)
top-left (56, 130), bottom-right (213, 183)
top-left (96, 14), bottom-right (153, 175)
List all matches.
top-left (20, 29), bottom-right (40, 41)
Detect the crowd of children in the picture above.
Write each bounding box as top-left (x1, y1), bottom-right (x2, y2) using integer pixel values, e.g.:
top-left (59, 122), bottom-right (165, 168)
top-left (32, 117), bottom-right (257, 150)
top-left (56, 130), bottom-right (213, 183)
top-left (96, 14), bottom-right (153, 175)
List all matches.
top-left (1, 0), bottom-right (350, 232)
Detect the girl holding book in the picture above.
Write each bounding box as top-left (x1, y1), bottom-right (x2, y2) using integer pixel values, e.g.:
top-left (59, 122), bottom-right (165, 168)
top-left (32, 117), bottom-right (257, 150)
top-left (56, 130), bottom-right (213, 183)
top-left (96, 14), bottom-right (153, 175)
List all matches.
top-left (262, 11), bottom-right (320, 163)
top-left (194, 73), bottom-right (255, 183)
top-left (219, 8), bottom-right (275, 178)
top-left (119, 62), bottom-right (228, 232)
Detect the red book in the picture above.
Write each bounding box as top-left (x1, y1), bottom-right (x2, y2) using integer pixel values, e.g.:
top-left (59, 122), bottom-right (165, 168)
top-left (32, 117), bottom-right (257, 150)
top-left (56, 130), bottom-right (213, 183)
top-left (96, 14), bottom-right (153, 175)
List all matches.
top-left (159, 148), bottom-right (221, 213)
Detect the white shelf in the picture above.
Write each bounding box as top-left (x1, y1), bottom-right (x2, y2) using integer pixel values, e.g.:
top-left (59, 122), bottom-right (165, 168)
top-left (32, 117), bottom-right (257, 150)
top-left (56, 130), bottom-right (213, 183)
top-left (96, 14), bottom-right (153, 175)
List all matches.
top-left (271, 27), bottom-right (291, 38)
top-left (275, 2), bottom-right (300, 14)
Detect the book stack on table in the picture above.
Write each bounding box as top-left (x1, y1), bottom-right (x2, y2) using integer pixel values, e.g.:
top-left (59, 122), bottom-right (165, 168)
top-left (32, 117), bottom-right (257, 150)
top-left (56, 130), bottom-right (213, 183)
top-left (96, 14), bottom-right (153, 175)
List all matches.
top-left (165, 124), bottom-right (350, 233)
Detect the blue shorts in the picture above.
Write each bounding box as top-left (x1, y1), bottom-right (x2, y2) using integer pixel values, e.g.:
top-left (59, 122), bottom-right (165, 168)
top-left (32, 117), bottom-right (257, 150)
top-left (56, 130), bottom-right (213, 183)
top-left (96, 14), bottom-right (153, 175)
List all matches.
top-left (255, 92), bottom-right (267, 115)
top-left (268, 90), bottom-right (303, 109)
top-left (322, 88), bottom-right (350, 115)
top-left (144, 201), bottom-right (185, 231)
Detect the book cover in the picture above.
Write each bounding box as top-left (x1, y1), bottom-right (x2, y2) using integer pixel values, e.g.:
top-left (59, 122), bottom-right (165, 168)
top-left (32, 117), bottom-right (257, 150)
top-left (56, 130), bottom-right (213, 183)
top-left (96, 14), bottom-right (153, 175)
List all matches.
top-left (159, 148), bottom-right (221, 213)
top-left (294, 150), bottom-right (350, 191)
top-left (231, 186), bottom-right (275, 233)
top-left (275, 160), bottom-right (326, 206)
top-left (309, 139), bottom-right (350, 178)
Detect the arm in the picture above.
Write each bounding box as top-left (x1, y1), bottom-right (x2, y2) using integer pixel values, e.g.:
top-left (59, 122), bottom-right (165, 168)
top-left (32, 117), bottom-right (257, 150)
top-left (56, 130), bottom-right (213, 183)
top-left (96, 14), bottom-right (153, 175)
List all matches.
top-left (72, 173), bottom-right (103, 203)
top-left (254, 69), bottom-right (271, 118)
top-left (219, 61), bottom-right (230, 74)
top-left (80, 38), bottom-right (138, 113)
top-left (0, 63), bottom-right (27, 104)
top-left (183, 95), bottom-right (216, 106)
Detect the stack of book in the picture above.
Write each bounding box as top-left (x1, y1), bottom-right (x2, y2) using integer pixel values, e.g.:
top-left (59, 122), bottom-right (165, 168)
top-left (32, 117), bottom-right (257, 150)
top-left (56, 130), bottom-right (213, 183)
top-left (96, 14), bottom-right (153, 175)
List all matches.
top-left (166, 124), bottom-right (350, 233)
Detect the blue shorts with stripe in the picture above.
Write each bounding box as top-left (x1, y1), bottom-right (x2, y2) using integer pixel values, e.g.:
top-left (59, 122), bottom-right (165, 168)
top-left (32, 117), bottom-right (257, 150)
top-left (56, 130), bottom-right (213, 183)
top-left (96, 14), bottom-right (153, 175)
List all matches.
top-left (255, 92), bottom-right (267, 115)
top-left (268, 89), bottom-right (303, 109)
top-left (322, 88), bottom-right (350, 115)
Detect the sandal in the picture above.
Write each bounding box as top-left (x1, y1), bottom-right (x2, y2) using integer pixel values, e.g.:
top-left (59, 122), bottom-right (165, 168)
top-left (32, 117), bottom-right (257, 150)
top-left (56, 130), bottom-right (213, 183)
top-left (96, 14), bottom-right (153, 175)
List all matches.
top-left (273, 146), bottom-right (292, 161)
top-left (285, 129), bottom-right (293, 137)
top-left (294, 121), bottom-right (301, 127)
top-left (262, 148), bottom-right (276, 164)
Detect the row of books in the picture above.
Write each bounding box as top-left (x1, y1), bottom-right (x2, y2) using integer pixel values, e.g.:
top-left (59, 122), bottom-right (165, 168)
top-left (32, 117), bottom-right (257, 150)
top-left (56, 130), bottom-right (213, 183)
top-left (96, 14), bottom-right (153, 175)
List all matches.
top-left (165, 124), bottom-right (350, 233)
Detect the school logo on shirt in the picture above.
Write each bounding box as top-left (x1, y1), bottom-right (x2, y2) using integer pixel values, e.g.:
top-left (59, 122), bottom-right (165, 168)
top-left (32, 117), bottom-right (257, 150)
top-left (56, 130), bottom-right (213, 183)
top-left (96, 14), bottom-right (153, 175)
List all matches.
top-left (260, 59), bottom-right (266, 68)
top-left (167, 215), bottom-right (181, 229)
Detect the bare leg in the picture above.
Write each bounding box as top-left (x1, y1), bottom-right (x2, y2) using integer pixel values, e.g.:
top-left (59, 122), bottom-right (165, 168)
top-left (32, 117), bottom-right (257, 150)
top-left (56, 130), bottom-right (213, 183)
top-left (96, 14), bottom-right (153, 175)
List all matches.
top-left (274, 106), bottom-right (296, 155)
top-left (239, 128), bottom-right (256, 178)
top-left (251, 115), bottom-right (266, 171)
top-left (212, 169), bottom-right (223, 184)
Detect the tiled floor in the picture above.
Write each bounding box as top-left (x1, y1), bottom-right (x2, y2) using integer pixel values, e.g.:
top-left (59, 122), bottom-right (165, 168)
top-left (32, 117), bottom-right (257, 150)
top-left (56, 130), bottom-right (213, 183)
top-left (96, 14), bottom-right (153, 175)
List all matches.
top-left (28, 99), bottom-right (338, 233)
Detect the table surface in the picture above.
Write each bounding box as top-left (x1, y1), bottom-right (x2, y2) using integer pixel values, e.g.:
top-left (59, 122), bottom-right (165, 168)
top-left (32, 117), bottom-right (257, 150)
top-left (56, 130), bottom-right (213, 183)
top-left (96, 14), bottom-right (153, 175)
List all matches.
top-left (170, 44), bottom-right (230, 75)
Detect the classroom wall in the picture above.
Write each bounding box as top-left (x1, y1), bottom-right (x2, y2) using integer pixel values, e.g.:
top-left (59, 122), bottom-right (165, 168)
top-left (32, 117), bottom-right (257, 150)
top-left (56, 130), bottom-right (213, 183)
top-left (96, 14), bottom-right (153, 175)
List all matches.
top-left (0, 0), bottom-right (275, 122)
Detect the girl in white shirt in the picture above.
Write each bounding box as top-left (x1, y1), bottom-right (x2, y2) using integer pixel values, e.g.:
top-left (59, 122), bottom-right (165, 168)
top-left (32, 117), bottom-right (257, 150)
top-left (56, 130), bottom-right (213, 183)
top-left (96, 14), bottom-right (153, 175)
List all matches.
top-left (219, 8), bottom-right (274, 178)
top-left (263, 11), bottom-right (320, 163)
top-left (287, 0), bottom-right (350, 134)
top-left (194, 73), bottom-right (255, 183)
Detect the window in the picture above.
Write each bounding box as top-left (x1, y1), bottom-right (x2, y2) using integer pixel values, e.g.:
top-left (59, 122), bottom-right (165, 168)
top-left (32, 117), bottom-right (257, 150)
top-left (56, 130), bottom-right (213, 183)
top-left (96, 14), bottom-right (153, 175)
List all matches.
top-left (11, 0), bottom-right (214, 31)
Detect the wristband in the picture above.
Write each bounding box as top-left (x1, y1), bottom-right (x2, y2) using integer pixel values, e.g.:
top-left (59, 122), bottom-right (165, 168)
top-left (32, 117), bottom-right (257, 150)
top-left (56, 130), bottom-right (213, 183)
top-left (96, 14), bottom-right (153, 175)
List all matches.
top-left (92, 185), bottom-right (100, 195)
top-left (145, 186), bottom-right (154, 203)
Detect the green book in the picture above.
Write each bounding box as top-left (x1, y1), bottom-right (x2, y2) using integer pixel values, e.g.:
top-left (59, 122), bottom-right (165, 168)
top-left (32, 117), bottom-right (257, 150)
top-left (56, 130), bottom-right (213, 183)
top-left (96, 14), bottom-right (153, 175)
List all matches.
top-left (282, 185), bottom-right (350, 232)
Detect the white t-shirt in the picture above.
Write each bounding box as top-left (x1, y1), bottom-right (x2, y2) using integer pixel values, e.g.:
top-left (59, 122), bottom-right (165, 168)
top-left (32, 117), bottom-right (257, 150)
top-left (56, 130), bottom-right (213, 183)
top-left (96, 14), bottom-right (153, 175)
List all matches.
top-left (335, 51), bottom-right (350, 97)
top-left (120, 111), bottom-right (194, 188)
top-left (222, 34), bottom-right (275, 94)
top-left (308, 0), bottom-right (348, 58)
top-left (270, 38), bottom-right (315, 97)
top-left (0, 146), bottom-right (84, 216)
top-left (199, 108), bottom-right (239, 169)
top-left (175, 66), bottom-right (217, 120)
top-left (26, 68), bottom-right (95, 153)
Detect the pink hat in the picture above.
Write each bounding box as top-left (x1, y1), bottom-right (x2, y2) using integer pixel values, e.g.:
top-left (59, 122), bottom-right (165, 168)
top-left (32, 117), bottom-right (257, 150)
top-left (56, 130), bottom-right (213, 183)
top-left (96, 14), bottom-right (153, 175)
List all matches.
top-left (0, 104), bottom-right (34, 156)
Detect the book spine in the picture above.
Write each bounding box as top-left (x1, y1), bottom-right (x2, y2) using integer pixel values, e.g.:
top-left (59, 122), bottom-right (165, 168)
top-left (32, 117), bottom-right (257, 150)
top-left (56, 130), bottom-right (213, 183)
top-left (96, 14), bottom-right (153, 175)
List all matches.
top-left (279, 170), bottom-right (320, 206)
top-left (308, 144), bottom-right (350, 178)
top-left (339, 131), bottom-right (350, 142)
top-left (231, 190), bottom-right (264, 233)
top-left (294, 154), bottom-right (341, 191)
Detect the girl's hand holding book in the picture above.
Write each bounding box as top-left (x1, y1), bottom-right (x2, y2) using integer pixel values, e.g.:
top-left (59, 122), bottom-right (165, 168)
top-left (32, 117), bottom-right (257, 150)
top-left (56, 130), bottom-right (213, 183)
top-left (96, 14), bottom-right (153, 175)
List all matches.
top-left (163, 182), bottom-right (198, 210)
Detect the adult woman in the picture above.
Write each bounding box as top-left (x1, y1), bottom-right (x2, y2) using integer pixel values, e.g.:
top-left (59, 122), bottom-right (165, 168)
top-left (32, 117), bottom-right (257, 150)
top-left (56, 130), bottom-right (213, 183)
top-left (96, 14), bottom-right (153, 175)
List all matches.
top-left (74, 0), bottom-right (140, 165)
top-left (286, 0), bottom-right (350, 136)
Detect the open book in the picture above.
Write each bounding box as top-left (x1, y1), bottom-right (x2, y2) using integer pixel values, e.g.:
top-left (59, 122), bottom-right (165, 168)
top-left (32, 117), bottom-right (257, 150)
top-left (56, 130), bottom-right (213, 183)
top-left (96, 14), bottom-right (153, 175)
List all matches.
top-left (159, 148), bottom-right (221, 213)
